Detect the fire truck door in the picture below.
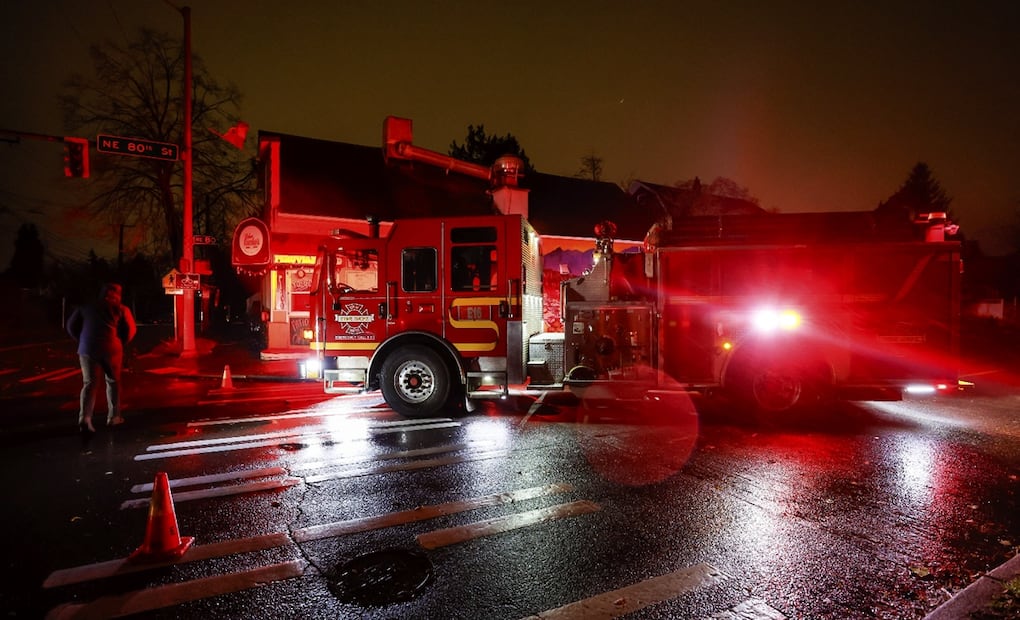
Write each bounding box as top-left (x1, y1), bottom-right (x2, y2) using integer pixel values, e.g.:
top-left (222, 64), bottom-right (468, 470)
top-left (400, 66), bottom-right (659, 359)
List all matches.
top-left (445, 220), bottom-right (510, 357)
top-left (328, 244), bottom-right (387, 350)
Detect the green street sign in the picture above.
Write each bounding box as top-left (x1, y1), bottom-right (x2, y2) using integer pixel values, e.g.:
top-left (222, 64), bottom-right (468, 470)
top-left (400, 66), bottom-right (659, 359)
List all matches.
top-left (96, 134), bottom-right (178, 161)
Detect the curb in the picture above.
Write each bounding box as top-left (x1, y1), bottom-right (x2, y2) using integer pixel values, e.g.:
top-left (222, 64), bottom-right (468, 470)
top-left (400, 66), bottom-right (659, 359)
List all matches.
top-left (923, 553), bottom-right (1020, 619)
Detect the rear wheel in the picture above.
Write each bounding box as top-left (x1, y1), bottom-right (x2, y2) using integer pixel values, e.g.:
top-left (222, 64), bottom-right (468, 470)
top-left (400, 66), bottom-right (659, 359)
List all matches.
top-left (380, 346), bottom-right (451, 418)
top-left (749, 364), bottom-right (803, 412)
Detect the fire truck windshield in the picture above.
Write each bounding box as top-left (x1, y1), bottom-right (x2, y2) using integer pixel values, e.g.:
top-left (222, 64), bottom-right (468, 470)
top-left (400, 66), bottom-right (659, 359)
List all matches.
top-left (331, 248), bottom-right (379, 294)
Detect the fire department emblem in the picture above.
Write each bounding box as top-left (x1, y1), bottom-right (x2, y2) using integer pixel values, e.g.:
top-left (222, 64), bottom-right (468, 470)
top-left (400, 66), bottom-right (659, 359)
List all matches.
top-left (335, 303), bottom-right (374, 338)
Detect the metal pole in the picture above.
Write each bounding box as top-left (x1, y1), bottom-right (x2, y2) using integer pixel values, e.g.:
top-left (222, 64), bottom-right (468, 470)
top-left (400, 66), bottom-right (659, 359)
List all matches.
top-left (179, 5), bottom-right (196, 355)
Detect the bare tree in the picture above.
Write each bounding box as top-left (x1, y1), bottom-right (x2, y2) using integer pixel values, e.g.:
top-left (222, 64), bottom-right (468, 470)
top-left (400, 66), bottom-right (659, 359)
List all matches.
top-left (58, 28), bottom-right (258, 263)
top-left (576, 151), bottom-right (603, 182)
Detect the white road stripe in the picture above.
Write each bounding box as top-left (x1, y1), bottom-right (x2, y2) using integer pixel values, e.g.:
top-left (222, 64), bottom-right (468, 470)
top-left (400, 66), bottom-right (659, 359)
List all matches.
top-left (145, 428), bottom-right (337, 451)
top-left (304, 450), bottom-right (511, 483)
top-left (294, 482), bottom-right (574, 542)
top-left (417, 500), bottom-right (602, 549)
top-left (288, 441), bottom-right (493, 472)
top-left (44, 560), bottom-right (306, 619)
top-left (129, 467), bottom-right (287, 494)
top-left (371, 421), bottom-right (461, 434)
top-left (119, 478), bottom-right (301, 509)
top-left (136, 420), bottom-right (460, 461)
top-left (520, 563), bottom-right (729, 620)
top-left (133, 436), bottom-right (349, 461)
top-left (150, 418), bottom-right (456, 450)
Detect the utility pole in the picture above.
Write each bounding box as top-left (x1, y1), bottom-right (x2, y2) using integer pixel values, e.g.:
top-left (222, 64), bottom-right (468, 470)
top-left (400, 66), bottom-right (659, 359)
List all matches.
top-left (165, 2), bottom-right (196, 355)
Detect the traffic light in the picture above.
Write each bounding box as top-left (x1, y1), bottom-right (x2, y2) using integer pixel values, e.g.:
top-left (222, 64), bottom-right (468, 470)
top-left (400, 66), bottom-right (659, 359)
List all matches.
top-left (63, 137), bottom-right (89, 178)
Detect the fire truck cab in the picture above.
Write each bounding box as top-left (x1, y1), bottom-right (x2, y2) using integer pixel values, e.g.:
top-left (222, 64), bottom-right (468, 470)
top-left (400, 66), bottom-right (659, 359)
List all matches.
top-left (310, 213), bottom-right (542, 417)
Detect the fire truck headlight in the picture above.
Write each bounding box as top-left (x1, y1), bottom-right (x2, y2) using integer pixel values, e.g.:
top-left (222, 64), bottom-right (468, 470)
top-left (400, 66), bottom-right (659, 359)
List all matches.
top-left (752, 308), bottom-right (802, 333)
top-left (301, 357), bottom-right (321, 379)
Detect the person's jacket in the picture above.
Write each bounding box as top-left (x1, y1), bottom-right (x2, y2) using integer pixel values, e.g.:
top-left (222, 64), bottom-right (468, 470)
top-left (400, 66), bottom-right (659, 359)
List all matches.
top-left (66, 294), bottom-right (137, 357)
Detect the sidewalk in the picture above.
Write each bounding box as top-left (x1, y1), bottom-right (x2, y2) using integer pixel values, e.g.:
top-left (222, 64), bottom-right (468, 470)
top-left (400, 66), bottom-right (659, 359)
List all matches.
top-left (133, 336), bottom-right (311, 383)
top-left (923, 553), bottom-right (1020, 619)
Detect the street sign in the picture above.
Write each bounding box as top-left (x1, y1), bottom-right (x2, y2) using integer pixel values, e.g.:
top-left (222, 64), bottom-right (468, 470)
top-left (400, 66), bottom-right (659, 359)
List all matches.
top-left (174, 273), bottom-right (201, 290)
top-left (161, 269), bottom-right (180, 289)
top-left (96, 134), bottom-right (179, 161)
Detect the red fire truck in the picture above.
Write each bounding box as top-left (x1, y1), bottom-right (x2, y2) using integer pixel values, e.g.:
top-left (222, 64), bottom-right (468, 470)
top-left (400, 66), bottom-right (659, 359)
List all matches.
top-left (307, 207), bottom-right (960, 418)
top-left (305, 117), bottom-right (961, 418)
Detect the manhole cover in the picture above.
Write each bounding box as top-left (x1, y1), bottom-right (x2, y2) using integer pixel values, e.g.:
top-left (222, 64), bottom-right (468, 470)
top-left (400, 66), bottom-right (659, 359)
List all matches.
top-left (328, 548), bottom-right (433, 606)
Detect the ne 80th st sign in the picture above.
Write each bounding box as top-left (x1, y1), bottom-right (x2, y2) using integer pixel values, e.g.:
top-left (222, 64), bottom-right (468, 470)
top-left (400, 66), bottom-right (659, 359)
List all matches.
top-left (97, 134), bottom-right (179, 161)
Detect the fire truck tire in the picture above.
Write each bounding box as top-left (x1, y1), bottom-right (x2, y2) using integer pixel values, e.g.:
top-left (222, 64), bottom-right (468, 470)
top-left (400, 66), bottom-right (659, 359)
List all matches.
top-left (380, 346), bottom-right (451, 418)
top-left (749, 364), bottom-right (803, 413)
top-left (726, 355), bottom-right (804, 415)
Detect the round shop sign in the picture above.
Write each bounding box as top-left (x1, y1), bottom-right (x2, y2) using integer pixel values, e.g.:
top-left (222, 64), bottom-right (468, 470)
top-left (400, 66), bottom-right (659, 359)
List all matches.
top-left (239, 223), bottom-right (265, 256)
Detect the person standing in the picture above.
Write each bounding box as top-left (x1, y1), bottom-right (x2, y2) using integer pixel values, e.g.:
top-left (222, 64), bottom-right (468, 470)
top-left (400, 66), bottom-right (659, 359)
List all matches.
top-left (66, 282), bottom-right (137, 433)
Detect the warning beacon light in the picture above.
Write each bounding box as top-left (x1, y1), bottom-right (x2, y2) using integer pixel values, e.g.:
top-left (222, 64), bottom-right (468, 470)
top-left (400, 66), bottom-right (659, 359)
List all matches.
top-left (751, 308), bottom-right (802, 333)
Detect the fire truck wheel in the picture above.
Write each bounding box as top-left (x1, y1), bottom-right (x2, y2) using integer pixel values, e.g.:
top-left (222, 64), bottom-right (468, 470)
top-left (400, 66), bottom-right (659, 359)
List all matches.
top-left (380, 346), bottom-right (451, 418)
top-left (749, 364), bottom-right (803, 413)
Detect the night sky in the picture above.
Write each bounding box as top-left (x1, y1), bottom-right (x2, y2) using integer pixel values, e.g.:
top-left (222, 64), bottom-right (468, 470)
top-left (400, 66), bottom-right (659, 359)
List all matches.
top-left (1, 1), bottom-right (1018, 267)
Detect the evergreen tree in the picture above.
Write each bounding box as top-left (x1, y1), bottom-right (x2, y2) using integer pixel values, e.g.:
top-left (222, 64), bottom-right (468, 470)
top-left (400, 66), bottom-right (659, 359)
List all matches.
top-left (7, 223), bottom-right (45, 289)
top-left (879, 162), bottom-right (954, 222)
top-left (449, 124), bottom-right (534, 173)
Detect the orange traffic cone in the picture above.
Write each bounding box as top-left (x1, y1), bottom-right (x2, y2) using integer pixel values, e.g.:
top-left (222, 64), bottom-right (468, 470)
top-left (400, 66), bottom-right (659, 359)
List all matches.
top-left (128, 472), bottom-right (195, 563)
top-left (220, 364), bottom-right (234, 390)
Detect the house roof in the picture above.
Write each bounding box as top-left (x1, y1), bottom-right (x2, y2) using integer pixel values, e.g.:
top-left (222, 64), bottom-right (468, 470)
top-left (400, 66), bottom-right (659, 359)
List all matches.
top-left (628, 180), bottom-right (767, 219)
top-left (261, 131), bottom-right (652, 240)
top-left (524, 173), bottom-right (647, 241)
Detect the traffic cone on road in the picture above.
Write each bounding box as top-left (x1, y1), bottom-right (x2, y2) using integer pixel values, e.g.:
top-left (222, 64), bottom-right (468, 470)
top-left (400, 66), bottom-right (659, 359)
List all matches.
top-left (220, 364), bottom-right (234, 390)
top-left (128, 472), bottom-right (194, 563)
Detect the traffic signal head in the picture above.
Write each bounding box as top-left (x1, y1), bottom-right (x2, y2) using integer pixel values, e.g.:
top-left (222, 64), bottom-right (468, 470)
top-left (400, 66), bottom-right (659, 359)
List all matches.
top-left (63, 137), bottom-right (89, 178)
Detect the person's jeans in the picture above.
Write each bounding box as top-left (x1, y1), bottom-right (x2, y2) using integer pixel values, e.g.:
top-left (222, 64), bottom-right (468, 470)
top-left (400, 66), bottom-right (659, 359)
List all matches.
top-left (78, 352), bottom-right (122, 422)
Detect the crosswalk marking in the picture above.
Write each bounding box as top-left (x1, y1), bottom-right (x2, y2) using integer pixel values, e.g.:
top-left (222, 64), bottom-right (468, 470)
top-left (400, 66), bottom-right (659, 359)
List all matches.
top-left (133, 436), bottom-right (341, 460)
top-left (145, 428), bottom-right (340, 451)
top-left (520, 563), bottom-right (729, 619)
top-left (417, 500), bottom-right (602, 549)
top-left (135, 418), bottom-right (462, 461)
top-left (288, 441), bottom-right (487, 471)
top-left (120, 478), bottom-right (301, 510)
top-left (303, 450), bottom-right (511, 483)
top-left (129, 467), bottom-right (287, 494)
top-left (44, 560), bottom-right (307, 619)
top-left (294, 482), bottom-right (574, 542)
top-left (45, 483), bottom-right (573, 588)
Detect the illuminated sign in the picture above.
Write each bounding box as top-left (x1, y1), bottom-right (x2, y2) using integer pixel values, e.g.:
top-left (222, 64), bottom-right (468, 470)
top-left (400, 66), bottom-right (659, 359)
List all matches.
top-left (232, 218), bottom-right (271, 272)
top-left (274, 254), bottom-right (316, 265)
top-left (96, 134), bottom-right (178, 161)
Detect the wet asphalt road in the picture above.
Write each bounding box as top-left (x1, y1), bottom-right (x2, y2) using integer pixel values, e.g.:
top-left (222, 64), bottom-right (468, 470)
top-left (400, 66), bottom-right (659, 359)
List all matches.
top-left (2, 334), bottom-right (1019, 619)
